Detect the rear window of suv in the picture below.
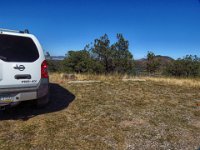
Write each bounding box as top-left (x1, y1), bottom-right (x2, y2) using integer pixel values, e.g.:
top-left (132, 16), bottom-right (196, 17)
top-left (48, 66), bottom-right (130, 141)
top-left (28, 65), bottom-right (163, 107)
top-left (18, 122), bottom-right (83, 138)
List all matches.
top-left (0, 34), bottom-right (39, 62)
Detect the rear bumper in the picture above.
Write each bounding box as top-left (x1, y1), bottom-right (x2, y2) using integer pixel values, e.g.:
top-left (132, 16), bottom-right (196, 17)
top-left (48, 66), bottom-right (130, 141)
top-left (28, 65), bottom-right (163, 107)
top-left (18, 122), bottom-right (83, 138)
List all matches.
top-left (0, 79), bottom-right (49, 105)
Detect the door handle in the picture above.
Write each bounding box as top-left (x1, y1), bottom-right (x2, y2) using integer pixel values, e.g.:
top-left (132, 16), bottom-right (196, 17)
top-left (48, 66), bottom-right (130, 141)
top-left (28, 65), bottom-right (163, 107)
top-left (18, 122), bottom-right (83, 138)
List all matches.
top-left (15, 74), bottom-right (31, 80)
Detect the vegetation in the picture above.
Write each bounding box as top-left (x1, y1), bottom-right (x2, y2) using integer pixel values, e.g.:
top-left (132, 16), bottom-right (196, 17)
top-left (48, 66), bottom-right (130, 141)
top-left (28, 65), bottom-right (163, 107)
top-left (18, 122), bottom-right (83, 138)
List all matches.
top-left (90, 34), bottom-right (134, 74)
top-left (164, 55), bottom-right (200, 77)
top-left (47, 60), bottom-right (63, 72)
top-left (0, 74), bottom-right (199, 149)
top-left (46, 34), bottom-right (200, 78)
top-left (47, 33), bottom-right (134, 74)
top-left (62, 50), bottom-right (100, 73)
top-left (146, 51), bottom-right (161, 74)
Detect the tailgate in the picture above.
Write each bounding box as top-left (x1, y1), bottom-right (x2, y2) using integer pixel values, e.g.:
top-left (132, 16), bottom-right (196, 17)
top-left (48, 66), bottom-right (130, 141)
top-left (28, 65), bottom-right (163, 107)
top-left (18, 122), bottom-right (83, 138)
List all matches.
top-left (0, 60), bottom-right (41, 88)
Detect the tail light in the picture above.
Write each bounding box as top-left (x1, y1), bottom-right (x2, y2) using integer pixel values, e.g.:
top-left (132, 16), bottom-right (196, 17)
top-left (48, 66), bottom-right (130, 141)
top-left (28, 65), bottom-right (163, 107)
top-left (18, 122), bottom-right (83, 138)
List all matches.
top-left (41, 60), bottom-right (49, 78)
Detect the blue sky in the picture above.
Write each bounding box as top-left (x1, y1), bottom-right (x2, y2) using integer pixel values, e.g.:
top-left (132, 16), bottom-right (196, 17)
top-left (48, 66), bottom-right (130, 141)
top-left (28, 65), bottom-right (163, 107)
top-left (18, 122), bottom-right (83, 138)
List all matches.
top-left (0, 0), bottom-right (200, 59)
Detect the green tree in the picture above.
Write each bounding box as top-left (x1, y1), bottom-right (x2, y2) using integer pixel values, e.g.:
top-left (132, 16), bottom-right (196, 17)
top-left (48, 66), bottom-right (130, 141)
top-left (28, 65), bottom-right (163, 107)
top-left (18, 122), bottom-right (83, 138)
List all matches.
top-left (183, 55), bottom-right (200, 77)
top-left (90, 33), bottom-right (135, 74)
top-left (47, 60), bottom-right (62, 72)
top-left (111, 34), bottom-right (134, 73)
top-left (62, 50), bottom-right (104, 73)
top-left (91, 34), bottom-right (113, 73)
top-left (146, 51), bottom-right (160, 74)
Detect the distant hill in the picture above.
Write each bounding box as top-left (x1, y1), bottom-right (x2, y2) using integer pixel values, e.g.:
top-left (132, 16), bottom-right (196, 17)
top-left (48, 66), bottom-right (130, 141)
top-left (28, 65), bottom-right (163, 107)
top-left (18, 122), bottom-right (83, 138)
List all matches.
top-left (46, 56), bottom-right (65, 61)
top-left (154, 55), bottom-right (174, 65)
top-left (135, 55), bottom-right (174, 72)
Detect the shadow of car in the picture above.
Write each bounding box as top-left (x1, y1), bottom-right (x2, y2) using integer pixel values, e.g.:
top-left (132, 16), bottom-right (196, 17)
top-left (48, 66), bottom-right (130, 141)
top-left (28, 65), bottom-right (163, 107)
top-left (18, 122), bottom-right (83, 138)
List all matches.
top-left (0, 83), bottom-right (75, 120)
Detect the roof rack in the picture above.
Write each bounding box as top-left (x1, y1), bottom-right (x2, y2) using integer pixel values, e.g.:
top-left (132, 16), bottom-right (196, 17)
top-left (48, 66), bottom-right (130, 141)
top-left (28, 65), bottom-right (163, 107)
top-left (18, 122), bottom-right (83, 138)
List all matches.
top-left (0, 28), bottom-right (29, 34)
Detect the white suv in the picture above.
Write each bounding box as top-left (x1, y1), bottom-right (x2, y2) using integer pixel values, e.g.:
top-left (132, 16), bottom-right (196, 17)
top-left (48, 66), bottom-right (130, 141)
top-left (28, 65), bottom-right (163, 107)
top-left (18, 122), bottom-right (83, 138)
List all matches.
top-left (0, 28), bottom-right (49, 109)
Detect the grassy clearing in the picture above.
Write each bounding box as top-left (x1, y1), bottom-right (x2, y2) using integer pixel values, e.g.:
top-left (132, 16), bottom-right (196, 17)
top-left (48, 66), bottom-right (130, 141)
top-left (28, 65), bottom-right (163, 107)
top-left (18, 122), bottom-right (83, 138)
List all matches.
top-left (52, 73), bottom-right (200, 88)
top-left (0, 74), bottom-right (199, 149)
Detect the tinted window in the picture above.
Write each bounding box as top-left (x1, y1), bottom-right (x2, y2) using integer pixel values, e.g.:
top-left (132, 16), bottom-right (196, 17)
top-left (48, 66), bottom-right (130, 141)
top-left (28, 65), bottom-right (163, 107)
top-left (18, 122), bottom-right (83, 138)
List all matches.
top-left (0, 34), bottom-right (39, 62)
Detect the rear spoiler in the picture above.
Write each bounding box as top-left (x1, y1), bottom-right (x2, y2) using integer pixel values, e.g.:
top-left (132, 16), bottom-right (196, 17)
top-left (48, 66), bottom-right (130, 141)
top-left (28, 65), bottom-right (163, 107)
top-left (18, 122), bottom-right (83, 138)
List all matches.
top-left (0, 28), bottom-right (29, 34)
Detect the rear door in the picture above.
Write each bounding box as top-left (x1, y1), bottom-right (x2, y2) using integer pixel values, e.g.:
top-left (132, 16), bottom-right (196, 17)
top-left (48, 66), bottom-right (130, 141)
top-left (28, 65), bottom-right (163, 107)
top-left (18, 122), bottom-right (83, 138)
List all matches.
top-left (0, 33), bottom-right (41, 88)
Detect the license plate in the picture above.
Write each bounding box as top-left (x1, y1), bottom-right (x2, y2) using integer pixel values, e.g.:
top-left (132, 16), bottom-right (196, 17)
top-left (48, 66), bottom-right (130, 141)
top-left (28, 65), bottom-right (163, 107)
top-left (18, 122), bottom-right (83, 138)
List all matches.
top-left (0, 95), bottom-right (14, 103)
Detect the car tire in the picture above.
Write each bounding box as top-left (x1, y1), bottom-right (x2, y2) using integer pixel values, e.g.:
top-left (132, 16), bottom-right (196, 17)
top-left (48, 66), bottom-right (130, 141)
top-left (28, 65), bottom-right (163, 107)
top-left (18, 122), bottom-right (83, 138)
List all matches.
top-left (35, 94), bottom-right (50, 108)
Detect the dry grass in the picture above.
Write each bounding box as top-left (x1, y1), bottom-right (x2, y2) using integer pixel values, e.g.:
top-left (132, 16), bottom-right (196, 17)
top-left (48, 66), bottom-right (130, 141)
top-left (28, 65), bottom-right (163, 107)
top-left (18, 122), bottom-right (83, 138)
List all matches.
top-left (0, 73), bottom-right (199, 149)
top-left (144, 77), bottom-right (200, 88)
top-left (51, 73), bottom-right (200, 88)
top-left (50, 73), bottom-right (125, 82)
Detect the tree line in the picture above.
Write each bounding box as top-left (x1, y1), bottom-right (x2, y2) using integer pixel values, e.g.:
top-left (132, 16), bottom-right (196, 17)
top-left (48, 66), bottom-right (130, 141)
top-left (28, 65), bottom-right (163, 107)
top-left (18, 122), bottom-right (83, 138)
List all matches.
top-left (164, 55), bottom-right (200, 77)
top-left (46, 34), bottom-right (200, 77)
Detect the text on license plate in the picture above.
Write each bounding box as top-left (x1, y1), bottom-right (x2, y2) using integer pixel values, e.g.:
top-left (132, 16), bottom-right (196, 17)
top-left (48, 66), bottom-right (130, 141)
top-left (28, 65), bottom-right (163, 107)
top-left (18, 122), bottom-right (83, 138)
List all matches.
top-left (0, 96), bottom-right (13, 103)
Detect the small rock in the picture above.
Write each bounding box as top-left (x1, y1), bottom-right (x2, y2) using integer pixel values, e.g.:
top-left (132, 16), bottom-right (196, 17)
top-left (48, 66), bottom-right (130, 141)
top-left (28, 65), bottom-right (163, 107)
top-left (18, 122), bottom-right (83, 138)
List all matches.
top-left (195, 100), bottom-right (200, 107)
top-left (60, 73), bottom-right (76, 80)
top-left (122, 78), bottom-right (146, 82)
top-left (68, 80), bottom-right (101, 84)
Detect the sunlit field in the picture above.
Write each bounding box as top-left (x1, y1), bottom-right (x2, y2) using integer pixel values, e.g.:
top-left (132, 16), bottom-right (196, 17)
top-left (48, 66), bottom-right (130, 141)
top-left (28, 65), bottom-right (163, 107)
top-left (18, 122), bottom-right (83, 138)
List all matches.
top-left (0, 73), bottom-right (199, 149)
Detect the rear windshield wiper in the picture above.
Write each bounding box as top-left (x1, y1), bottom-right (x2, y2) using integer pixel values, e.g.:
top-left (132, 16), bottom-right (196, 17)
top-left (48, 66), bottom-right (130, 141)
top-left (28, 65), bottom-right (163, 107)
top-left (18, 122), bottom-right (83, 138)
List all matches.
top-left (0, 56), bottom-right (7, 61)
